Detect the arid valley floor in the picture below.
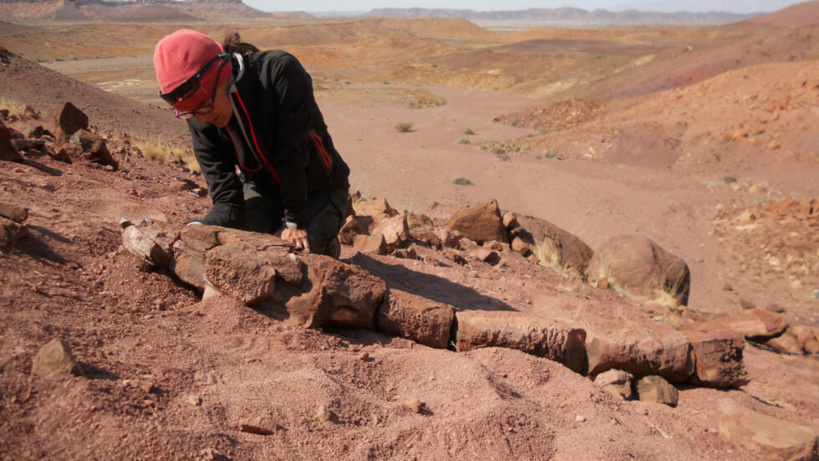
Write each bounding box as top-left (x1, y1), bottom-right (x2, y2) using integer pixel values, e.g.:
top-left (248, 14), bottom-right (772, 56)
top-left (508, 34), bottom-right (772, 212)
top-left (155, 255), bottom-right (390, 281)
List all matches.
top-left (1, 2), bottom-right (818, 459)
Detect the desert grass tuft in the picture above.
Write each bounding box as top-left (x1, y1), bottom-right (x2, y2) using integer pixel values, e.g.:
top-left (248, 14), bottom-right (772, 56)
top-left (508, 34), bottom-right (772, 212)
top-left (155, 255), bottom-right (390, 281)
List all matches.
top-left (452, 177), bottom-right (474, 186)
top-left (395, 122), bottom-right (414, 133)
top-left (130, 136), bottom-right (200, 173)
top-left (0, 95), bottom-right (29, 117)
top-left (455, 138), bottom-right (471, 145)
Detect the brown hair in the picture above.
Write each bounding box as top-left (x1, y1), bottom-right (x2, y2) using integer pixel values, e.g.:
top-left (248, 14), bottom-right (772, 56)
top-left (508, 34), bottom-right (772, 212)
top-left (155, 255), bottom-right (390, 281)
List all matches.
top-left (222, 32), bottom-right (259, 56)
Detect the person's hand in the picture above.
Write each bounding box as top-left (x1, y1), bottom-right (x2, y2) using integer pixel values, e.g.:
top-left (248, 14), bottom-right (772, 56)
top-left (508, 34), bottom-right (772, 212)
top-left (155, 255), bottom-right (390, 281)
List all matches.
top-left (281, 228), bottom-right (310, 252)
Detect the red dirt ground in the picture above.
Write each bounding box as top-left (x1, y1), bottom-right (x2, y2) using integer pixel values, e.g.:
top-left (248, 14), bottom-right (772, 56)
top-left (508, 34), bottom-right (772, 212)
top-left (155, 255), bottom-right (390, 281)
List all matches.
top-left (1, 5), bottom-right (818, 460)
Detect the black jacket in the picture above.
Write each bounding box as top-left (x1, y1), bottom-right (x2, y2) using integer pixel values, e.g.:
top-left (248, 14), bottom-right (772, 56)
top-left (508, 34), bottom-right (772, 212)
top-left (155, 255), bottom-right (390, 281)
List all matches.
top-left (188, 50), bottom-right (350, 229)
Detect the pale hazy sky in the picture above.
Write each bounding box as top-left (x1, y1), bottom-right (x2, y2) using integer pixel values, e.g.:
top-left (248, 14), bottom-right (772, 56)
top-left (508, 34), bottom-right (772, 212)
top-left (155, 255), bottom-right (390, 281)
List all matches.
top-left (243, 0), bottom-right (805, 14)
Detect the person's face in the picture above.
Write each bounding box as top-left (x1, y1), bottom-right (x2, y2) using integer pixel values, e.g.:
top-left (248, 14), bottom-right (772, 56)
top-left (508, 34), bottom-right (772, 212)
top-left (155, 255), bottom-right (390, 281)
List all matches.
top-left (194, 78), bottom-right (232, 128)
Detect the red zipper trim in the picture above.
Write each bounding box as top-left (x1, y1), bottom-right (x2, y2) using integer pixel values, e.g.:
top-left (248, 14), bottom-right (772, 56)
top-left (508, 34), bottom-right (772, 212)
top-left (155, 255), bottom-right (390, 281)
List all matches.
top-left (234, 93), bottom-right (280, 183)
top-left (312, 134), bottom-right (332, 168)
top-left (226, 130), bottom-right (262, 173)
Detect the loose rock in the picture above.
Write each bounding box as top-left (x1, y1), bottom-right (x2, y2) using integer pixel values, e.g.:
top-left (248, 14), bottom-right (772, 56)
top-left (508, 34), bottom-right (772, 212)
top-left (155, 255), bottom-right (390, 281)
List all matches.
top-left (31, 338), bottom-right (85, 379)
top-left (717, 399), bottom-right (818, 460)
top-left (635, 376), bottom-right (678, 407)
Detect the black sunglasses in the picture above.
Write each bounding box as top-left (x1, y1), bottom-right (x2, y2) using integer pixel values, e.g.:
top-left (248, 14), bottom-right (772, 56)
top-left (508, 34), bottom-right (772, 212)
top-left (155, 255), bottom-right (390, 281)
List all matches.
top-left (158, 53), bottom-right (229, 105)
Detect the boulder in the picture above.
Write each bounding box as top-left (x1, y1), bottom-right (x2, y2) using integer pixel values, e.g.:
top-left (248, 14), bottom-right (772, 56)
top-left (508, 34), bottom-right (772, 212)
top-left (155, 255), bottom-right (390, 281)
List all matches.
top-left (455, 310), bottom-right (587, 373)
top-left (586, 235), bottom-right (691, 305)
top-left (50, 102), bottom-right (88, 143)
top-left (717, 399), bottom-right (818, 460)
top-left (378, 289), bottom-right (455, 349)
top-left (32, 338), bottom-right (84, 379)
top-left (0, 121), bottom-right (23, 163)
top-left (593, 369), bottom-right (634, 400)
top-left (511, 214), bottom-right (593, 275)
top-left (353, 233), bottom-right (386, 255)
top-left (270, 253), bottom-right (387, 330)
top-left (696, 309), bottom-right (788, 341)
top-left (447, 199), bottom-right (508, 244)
top-left (635, 375), bottom-right (678, 407)
top-left (586, 328), bottom-right (694, 382)
top-left (684, 330), bottom-right (749, 388)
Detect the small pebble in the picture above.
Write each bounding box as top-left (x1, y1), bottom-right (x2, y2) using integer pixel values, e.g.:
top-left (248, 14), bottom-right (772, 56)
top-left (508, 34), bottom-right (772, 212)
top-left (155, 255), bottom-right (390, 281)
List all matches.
top-left (316, 404), bottom-right (331, 422)
top-left (405, 398), bottom-right (422, 413)
top-left (576, 415), bottom-right (586, 423)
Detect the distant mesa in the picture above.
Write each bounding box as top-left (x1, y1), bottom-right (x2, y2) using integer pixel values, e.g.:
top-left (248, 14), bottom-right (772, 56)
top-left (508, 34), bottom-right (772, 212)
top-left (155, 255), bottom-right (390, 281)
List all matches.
top-left (367, 7), bottom-right (757, 26)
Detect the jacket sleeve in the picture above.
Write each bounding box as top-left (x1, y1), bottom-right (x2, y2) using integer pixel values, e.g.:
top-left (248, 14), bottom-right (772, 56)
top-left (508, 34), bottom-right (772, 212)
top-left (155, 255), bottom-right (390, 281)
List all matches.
top-left (187, 120), bottom-right (245, 228)
top-left (264, 53), bottom-right (314, 229)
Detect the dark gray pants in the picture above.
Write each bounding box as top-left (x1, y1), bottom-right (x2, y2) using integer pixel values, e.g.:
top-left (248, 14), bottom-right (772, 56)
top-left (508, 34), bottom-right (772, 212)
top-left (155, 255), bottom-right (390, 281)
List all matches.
top-left (243, 183), bottom-right (348, 256)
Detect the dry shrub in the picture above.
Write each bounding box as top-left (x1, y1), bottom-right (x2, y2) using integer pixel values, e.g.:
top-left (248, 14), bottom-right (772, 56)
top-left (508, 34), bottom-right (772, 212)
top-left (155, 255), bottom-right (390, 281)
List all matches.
top-left (131, 136), bottom-right (199, 173)
top-left (395, 122), bottom-right (413, 133)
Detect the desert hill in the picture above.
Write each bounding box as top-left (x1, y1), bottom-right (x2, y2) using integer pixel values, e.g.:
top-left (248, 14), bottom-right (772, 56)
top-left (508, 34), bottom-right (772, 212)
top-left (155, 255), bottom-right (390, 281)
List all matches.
top-left (0, 3), bottom-right (818, 459)
top-left (0, 0), bottom-right (285, 22)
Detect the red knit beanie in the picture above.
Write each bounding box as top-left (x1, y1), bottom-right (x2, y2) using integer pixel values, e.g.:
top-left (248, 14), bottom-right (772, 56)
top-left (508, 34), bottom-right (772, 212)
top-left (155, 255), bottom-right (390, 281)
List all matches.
top-left (153, 29), bottom-right (232, 112)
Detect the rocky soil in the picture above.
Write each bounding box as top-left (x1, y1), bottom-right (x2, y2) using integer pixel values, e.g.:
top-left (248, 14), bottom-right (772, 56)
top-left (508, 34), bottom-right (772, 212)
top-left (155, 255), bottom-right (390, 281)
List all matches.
top-left (1, 5), bottom-right (818, 460)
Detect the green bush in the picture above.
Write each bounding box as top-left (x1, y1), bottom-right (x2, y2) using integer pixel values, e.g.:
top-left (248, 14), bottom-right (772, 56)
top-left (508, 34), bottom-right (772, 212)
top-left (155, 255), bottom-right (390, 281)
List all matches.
top-left (452, 177), bottom-right (474, 186)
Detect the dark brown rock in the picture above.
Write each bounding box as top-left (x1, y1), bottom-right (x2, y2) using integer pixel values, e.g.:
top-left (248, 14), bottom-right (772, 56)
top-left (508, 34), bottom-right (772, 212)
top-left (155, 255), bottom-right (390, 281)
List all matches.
top-left (717, 398), bottom-right (819, 460)
top-left (586, 328), bottom-right (694, 382)
top-left (270, 253), bottom-right (387, 330)
top-left (455, 310), bottom-right (587, 373)
top-left (170, 239), bottom-right (207, 290)
top-left (0, 202), bottom-right (28, 223)
top-left (635, 375), bottom-right (678, 407)
top-left (32, 338), bottom-right (84, 379)
top-left (50, 102), bottom-right (88, 143)
top-left (0, 121), bottom-right (23, 163)
top-left (513, 214), bottom-right (593, 276)
top-left (586, 235), bottom-right (690, 305)
top-left (75, 129), bottom-right (117, 169)
top-left (378, 289), bottom-right (455, 349)
top-left (205, 242), bottom-right (278, 305)
top-left (684, 330), bottom-right (749, 388)
top-left (447, 199), bottom-right (508, 244)
top-left (0, 217), bottom-right (27, 249)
